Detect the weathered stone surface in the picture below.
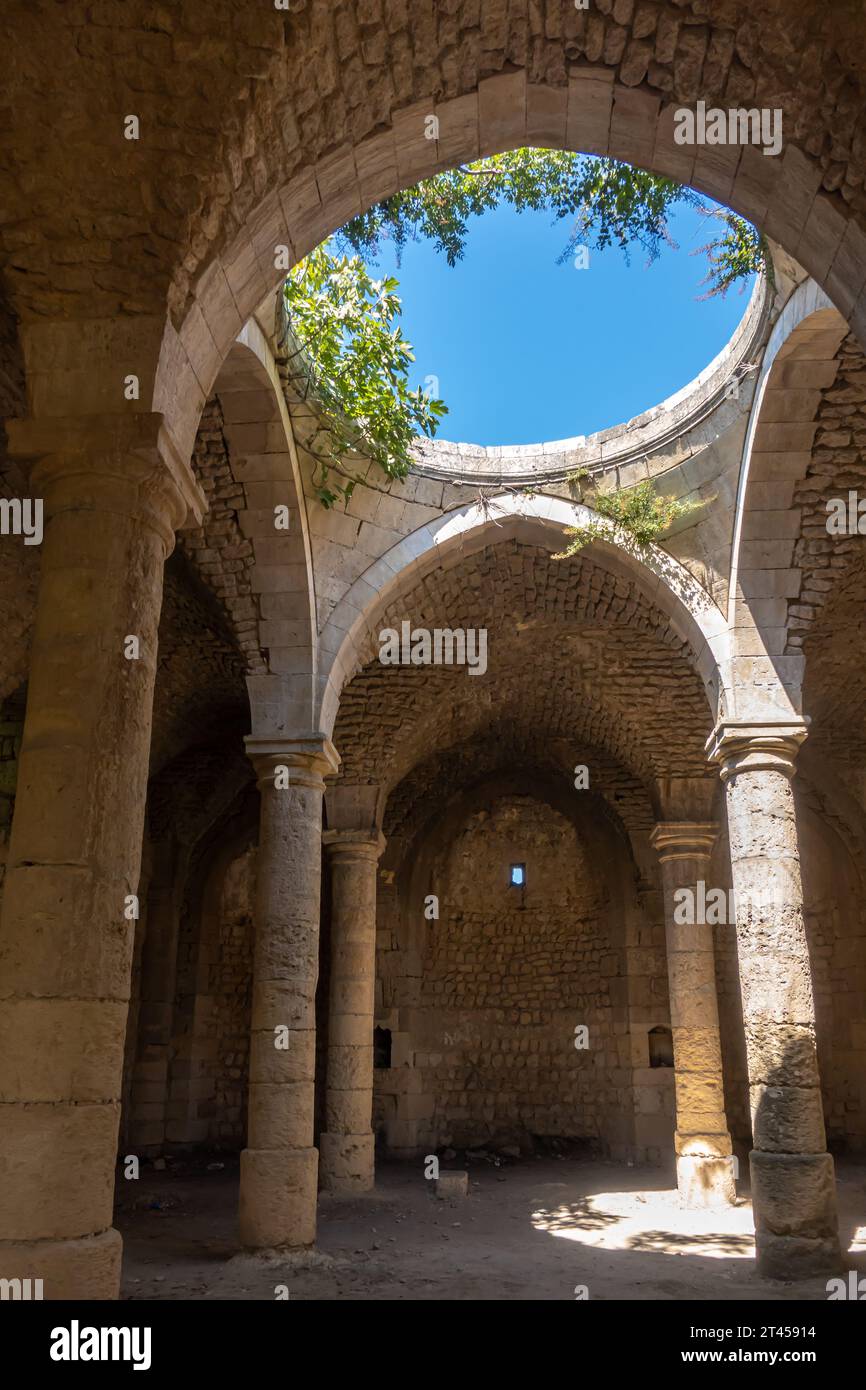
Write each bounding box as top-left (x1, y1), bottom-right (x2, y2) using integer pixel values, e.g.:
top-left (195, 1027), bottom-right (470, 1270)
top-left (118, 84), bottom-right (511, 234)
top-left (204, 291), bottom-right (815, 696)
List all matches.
top-left (238, 738), bottom-right (337, 1249)
top-left (434, 1170), bottom-right (470, 1199)
top-left (3, 4), bottom-right (866, 1294)
top-left (319, 828), bottom-right (383, 1193)
top-left (713, 729), bottom-right (841, 1276)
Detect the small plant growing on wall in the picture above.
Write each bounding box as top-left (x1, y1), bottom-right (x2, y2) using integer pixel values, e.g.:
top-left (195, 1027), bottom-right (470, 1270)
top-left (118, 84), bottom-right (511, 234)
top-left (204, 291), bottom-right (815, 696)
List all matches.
top-left (554, 477), bottom-right (700, 557)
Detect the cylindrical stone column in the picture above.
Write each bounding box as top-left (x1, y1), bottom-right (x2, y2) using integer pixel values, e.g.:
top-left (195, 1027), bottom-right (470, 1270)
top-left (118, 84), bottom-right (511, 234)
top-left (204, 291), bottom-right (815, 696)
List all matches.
top-left (650, 823), bottom-right (736, 1208)
top-left (0, 424), bottom-right (197, 1299)
top-left (239, 736), bottom-right (339, 1250)
top-left (709, 722), bottom-right (841, 1278)
top-left (319, 829), bottom-right (386, 1194)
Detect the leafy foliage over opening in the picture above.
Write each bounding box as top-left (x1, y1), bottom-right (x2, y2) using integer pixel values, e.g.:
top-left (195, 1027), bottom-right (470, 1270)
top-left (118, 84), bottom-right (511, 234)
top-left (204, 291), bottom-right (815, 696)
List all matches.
top-left (338, 150), bottom-right (768, 296)
top-left (282, 151), bottom-right (764, 509)
top-left (282, 243), bottom-right (447, 508)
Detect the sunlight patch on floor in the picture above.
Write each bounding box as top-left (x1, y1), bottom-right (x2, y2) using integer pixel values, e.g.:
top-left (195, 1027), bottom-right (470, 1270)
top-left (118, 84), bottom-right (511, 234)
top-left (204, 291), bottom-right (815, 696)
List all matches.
top-left (849, 1225), bottom-right (866, 1254)
top-left (531, 1187), bottom-right (756, 1259)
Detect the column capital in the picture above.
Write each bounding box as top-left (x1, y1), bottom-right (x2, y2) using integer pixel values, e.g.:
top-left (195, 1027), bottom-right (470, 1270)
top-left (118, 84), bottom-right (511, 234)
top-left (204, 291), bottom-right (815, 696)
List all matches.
top-left (324, 783), bottom-right (384, 836)
top-left (6, 412), bottom-right (206, 541)
top-left (322, 828), bottom-right (386, 862)
top-left (650, 822), bottom-right (719, 862)
top-left (245, 733), bottom-right (340, 790)
top-left (706, 718), bottom-right (809, 782)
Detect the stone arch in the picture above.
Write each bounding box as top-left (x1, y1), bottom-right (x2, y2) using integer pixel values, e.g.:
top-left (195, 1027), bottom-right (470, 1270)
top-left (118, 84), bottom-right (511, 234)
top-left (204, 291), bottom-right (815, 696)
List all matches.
top-left (367, 716), bottom-right (664, 838)
top-left (729, 279), bottom-right (848, 719)
top-left (167, 811), bottom-right (258, 1151)
top-left (190, 316), bottom-right (317, 690)
top-left (123, 746), bottom-right (255, 1154)
top-left (374, 764), bottom-right (672, 1161)
top-left (317, 491), bottom-right (729, 737)
top-left (154, 61), bottom-right (866, 467)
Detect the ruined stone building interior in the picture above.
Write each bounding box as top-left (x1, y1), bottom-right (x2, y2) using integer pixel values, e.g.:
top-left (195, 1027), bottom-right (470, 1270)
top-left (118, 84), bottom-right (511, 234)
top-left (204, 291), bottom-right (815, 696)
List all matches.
top-left (2, 0), bottom-right (866, 1312)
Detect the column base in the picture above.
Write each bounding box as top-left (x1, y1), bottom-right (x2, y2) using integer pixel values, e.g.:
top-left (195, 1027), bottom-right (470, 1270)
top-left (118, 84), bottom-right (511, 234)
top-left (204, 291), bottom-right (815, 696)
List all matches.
top-left (238, 1147), bottom-right (318, 1249)
top-left (319, 1132), bottom-right (375, 1194)
top-left (676, 1154), bottom-right (737, 1208)
top-left (750, 1150), bottom-right (841, 1278)
top-left (756, 1231), bottom-right (843, 1280)
top-left (0, 1227), bottom-right (122, 1299)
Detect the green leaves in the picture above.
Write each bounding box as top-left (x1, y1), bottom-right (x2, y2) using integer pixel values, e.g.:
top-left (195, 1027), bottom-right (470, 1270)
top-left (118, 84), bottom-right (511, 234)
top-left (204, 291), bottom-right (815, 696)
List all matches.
top-left (338, 149), bottom-right (765, 296)
top-left (694, 209), bottom-right (770, 299)
top-left (283, 243), bottom-right (447, 508)
top-left (284, 150), bottom-right (764, 512)
top-left (554, 480), bottom-right (701, 557)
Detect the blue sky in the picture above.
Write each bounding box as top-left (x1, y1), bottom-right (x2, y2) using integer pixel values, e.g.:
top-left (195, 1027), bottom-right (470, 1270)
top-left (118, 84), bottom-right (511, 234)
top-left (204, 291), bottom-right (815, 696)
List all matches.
top-left (361, 200), bottom-right (754, 447)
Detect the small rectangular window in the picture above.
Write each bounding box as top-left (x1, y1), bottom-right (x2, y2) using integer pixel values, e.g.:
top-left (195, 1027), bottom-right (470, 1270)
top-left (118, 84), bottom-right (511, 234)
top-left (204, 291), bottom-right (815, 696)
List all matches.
top-left (374, 1026), bottom-right (392, 1069)
top-left (510, 863), bottom-right (526, 887)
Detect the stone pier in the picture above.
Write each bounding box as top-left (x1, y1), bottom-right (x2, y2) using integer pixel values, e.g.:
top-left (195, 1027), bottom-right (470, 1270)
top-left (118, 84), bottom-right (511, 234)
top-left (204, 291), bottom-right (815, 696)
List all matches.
top-left (319, 828), bottom-right (385, 1194)
top-left (0, 416), bottom-right (200, 1299)
top-left (709, 721), bottom-right (841, 1278)
top-left (651, 822), bottom-right (736, 1207)
top-left (239, 734), bottom-right (338, 1249)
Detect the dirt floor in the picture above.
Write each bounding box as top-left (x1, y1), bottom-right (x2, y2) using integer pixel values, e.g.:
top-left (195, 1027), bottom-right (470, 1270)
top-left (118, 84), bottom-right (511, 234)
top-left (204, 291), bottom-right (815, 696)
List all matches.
top-left (116, 1153), bottom-right (866, 1301)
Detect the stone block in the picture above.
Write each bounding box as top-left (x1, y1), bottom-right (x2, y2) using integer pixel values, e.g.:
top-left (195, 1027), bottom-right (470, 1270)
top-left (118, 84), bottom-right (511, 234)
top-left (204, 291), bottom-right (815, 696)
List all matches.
top-left (434, 1170), bottom-right (469, 1199)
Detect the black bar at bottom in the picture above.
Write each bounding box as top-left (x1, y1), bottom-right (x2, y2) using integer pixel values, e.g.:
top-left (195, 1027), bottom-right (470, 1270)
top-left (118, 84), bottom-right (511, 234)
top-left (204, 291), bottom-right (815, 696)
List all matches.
top-left (2, 1296), bottom-right (861, 1377)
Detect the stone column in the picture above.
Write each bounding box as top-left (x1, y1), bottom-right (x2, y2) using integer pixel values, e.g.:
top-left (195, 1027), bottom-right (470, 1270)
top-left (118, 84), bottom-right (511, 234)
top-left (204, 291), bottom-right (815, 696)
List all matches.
top-left (708, 720), bottom-right (841, 1277)
top-left (0, 415), bottom-right (201, 1299)
top-left (319, 829), bottom-right (386, 1194)
top-left (239, 735), bottom-right (339, 1249)
top-left (650, 823), bottom-right (736, 1207)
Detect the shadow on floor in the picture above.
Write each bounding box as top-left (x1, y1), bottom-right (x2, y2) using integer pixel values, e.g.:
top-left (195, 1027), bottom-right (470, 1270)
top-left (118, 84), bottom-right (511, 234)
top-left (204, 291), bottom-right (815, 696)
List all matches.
top-left (115, 1154), bottom-right (866, 1301)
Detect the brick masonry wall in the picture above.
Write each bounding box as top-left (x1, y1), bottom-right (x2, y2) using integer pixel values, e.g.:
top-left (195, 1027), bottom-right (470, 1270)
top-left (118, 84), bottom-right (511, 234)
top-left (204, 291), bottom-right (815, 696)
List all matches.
top-left (334, 541), bottom-right (714, 790)
top-left (376, 793), bottom-right (669, 1154)
top-left (203, 846), bottom-right (255, 1148)
top-left (169, 843), bottom-right (255, 1150)
top-left (182, 396), bottom-right (265, 673)
top-left (787, 333), bottom-right (866, 659)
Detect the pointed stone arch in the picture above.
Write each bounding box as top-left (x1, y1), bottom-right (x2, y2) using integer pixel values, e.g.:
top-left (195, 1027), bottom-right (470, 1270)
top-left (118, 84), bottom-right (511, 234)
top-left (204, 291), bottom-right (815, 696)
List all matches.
top-left (154, 62), bottom-right (866, 471)
top-left (193, 317), bottom-right (317, 707)
top-left (729, 278), bottom-right (848, 719)
top-left (316, 491), bottom-right (729, 738)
